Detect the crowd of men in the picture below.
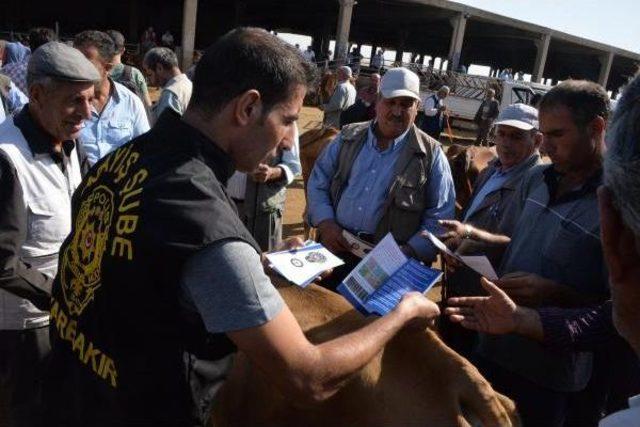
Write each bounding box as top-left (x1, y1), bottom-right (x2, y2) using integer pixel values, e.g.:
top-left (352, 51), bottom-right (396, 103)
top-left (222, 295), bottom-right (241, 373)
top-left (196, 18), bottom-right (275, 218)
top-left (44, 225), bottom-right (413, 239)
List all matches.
top-left (0, 23), bottom-right (639, 427)
top-left (309, 49), bottom-right (640, 426)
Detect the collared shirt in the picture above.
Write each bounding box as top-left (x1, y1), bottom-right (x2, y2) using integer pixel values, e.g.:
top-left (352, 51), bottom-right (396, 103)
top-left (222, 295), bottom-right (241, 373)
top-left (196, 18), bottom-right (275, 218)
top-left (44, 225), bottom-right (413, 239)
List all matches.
top-left (463, 158), bottom-right (533, 221)
top-left (307, 123), bottom-right (455, 260)
top-left (477, 164), bottom-right (608, 392)
top-left (0, 106), bottom-right (90, 311)
top-left (227, 123), bottom-right (302, 200)
top-left (79, 79), bottom-right (150, 164)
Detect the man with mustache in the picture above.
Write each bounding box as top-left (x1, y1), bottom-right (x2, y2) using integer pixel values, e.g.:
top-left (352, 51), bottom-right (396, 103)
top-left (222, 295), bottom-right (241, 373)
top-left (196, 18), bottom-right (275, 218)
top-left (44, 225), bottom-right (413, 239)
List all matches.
top-left (307, 67), bottom-right (455, 288)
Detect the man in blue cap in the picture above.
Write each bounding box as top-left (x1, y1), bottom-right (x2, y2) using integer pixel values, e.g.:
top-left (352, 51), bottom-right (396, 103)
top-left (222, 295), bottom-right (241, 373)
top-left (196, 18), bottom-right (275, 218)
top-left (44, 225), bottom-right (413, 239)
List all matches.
top-left (0, 41), bottom-right (99, 426)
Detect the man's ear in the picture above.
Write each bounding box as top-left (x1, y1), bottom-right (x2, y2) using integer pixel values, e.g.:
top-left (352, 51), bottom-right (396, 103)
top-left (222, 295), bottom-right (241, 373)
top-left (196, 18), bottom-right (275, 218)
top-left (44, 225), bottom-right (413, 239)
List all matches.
top-left (29, 83), bottom-right (45, 108)
top-left (233, 89), bottom-right (262, 126)
top-left (104, 61), bottom-right (115, 73)
top-left (533, 130), bottom-right (543, 149)
top-left (589, 116), bottom-right (606, 139)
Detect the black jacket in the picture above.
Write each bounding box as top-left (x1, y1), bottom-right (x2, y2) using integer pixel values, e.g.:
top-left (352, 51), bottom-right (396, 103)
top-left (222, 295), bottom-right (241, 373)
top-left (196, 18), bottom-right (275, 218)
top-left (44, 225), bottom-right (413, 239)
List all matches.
top-left (44, 111), bottom-right (259, 427)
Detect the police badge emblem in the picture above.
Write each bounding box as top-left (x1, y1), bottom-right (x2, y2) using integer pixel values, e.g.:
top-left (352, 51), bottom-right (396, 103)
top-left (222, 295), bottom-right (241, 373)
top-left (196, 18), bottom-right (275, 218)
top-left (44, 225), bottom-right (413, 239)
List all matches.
top-left (305, 251), bottom-right (327, 263)
top-left (60, 185), bottom-right (115, 316)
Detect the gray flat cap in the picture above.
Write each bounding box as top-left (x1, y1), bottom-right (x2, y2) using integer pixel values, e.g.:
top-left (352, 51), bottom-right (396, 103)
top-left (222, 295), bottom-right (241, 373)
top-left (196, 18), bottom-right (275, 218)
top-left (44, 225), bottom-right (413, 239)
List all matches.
top-left (28, 41), bottom-right (100, 83)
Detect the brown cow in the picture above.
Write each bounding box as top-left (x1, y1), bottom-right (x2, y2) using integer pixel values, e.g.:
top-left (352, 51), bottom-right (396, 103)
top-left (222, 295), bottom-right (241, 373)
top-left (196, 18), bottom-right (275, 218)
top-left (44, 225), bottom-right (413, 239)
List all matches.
top-left (299, 125), bottom-right (339, 238)
top-left (211, 282), bottom-right (519, 427)
top-left (318, 71), bottom-right (338, 105)
top-left (446, 145), bottom-right (497, 217)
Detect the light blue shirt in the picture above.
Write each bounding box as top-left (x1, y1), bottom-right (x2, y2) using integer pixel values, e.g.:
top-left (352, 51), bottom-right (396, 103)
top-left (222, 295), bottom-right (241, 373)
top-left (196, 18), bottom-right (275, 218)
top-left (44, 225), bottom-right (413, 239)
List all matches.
top-left (463, 167), bottom-right (513, 221)
top-left (277, 125), bottom-right (302, 184)
top-left (80, 80), bottom-right (150, 164)
top-left (307, 124), bottom-right (455, 261)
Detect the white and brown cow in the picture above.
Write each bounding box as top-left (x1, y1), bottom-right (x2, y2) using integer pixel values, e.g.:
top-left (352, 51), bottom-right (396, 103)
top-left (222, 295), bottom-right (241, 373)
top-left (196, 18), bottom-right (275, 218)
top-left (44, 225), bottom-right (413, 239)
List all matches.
top-left (211, 283), bottom-right (519, 427)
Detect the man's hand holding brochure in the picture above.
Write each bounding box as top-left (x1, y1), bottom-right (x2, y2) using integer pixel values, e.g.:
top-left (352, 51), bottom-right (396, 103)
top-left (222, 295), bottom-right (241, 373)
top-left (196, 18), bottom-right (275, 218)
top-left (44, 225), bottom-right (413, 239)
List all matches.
top-left (337, 234), bottom-right (442, 316)
top-left (266, 241), bottom-right (344, 287)
top-left (267, 233), bottom-right (442, 318)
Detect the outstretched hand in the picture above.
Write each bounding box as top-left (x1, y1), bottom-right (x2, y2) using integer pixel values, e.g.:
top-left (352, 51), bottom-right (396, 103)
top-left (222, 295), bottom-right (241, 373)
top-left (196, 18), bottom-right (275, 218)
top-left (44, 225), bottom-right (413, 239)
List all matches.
top-left (445, 278), bottom-right (519, 335)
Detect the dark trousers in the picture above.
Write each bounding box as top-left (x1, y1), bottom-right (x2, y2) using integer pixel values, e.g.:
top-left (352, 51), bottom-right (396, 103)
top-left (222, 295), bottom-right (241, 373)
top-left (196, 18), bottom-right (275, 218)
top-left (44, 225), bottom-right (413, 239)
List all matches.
top-left (475, 119), bottom-right (493, 146)
top-left (0, 326), bottom-right (50, 427)
top-left (473, 355), bottom-right (582, 427)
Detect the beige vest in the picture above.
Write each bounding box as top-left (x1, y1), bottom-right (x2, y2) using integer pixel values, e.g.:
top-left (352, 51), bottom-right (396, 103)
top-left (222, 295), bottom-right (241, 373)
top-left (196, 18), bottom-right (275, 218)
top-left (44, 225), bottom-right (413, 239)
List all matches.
top-left (329, 121), bottom-right (438, 244)
top-left (0, 119), bottom-right (82, 329)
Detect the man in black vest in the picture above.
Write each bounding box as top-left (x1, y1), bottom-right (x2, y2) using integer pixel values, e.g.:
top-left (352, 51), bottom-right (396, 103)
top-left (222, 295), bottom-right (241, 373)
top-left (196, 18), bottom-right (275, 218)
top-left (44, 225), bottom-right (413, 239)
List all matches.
top-left (42, 28), bottom-right (441, 427)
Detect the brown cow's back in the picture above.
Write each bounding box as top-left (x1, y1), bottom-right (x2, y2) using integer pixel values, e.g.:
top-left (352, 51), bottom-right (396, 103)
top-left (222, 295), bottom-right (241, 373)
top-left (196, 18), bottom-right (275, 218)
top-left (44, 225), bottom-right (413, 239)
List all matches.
top-left (211, 284), bottom-right (518, 427)
top-left (446, 145), bottom-right (497, 216)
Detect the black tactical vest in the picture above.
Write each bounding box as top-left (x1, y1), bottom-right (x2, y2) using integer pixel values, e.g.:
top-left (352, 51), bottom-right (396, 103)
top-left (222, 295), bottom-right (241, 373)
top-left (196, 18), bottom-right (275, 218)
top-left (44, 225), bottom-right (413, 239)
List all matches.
top-left (44, 111), bottom-right (260, 426)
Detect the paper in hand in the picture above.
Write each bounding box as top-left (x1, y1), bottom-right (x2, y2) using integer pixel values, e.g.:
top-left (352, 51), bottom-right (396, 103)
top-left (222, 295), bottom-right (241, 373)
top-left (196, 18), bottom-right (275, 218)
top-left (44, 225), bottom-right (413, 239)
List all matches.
top-left (423, 231), bottom-right (498, 280)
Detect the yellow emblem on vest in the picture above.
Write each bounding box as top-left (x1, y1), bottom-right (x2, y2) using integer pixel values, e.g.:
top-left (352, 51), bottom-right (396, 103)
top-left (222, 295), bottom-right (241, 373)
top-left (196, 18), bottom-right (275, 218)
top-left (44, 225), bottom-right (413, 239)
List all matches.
top-left (61, 185), bottom-right (115, 316)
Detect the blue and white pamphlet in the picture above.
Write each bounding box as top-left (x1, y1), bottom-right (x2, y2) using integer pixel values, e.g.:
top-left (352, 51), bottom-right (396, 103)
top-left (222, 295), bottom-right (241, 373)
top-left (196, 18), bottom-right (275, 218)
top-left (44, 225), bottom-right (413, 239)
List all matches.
top-left (338, 233), bottom-right (442, 316)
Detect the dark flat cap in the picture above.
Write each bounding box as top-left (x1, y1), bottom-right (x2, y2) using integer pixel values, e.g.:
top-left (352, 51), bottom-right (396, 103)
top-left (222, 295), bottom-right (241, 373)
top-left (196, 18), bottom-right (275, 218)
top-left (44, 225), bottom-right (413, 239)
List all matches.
top-left (28, 41), bottom-right (100, 83)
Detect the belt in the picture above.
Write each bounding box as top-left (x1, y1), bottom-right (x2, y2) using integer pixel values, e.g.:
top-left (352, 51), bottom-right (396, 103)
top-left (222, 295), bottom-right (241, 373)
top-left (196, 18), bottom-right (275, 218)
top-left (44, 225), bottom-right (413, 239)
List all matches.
top-left (355, 231), bottom-right (375, 244)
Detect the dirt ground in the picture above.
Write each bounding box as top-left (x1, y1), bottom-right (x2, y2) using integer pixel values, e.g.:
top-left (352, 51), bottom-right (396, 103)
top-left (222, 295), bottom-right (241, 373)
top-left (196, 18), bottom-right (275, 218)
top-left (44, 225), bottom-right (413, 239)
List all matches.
top-left (284, 107), bottom-right (444, 301)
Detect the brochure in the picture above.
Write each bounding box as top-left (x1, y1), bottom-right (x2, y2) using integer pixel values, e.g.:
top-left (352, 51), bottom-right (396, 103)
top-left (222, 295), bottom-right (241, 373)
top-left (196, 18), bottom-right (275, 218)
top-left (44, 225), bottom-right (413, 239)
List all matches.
top-left (337, 233), bottom-right (442, 316)
top-left (266, 241), bottom-right (344, 287)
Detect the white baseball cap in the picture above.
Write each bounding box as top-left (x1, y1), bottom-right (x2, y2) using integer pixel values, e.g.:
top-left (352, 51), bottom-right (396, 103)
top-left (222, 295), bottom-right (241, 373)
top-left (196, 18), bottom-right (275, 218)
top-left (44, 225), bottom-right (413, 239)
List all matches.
top-left (380, 68), bottom-right (421, 101)
top-left (494, 103), bottom-right (539, 130)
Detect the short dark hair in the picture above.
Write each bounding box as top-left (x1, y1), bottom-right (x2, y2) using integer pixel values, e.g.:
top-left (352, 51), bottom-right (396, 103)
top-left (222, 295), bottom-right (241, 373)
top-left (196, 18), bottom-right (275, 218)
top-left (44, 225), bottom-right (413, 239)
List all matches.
top-left (28, 27), bottom-right (56, 51)
top-left (190, 27), bottom-right (317, 115)
top-left (74, 30), bottom-right (117, 62)
top-left (106, 29), bottom-right (125, 53)
top-left (539, 80), bottom-right (610, 127)
top-left (143, 46), bottom-right (178, 70)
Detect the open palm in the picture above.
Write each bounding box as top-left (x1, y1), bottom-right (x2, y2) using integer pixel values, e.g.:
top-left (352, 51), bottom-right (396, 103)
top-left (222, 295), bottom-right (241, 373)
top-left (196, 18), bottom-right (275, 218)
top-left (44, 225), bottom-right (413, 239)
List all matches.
top-left (445, 278), bottom-right (519, 335)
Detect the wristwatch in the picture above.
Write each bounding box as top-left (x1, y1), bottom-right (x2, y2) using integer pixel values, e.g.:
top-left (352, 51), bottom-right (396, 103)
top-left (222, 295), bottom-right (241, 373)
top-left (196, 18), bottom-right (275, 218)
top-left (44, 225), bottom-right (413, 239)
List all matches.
top-left (463, 224), bottom-right (473, 240)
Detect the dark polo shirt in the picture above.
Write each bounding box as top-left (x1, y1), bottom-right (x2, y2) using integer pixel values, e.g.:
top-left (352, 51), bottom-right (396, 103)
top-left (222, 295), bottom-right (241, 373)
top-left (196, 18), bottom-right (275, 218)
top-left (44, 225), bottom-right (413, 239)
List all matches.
top-left (477, 164), bottom-right (609, 392)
